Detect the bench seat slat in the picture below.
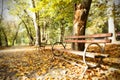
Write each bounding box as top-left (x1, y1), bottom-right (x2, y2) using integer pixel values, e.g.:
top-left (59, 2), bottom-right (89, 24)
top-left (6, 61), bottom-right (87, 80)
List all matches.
top-left (64, 39), bottom-right (111, 43)
top-left (53, 49), bottom-right (109, 58)
top-left (65, 33), bottom-right (112, 39)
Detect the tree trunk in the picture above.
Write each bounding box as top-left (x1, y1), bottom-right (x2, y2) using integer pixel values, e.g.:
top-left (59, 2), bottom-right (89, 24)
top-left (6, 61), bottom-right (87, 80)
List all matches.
top-left (0, 30), bottom-right (2, 46)
top-left (0, 0), bottom-right (3, 19)
top-left (60, 24), bottom-right (65, 42)
top-left (107, 0), bottom-right (116, 43)
top-left (1, 28), bottom-right (8, 46)
top-left (42, 21), bottom-right (46, 41)
top-left (60, 21), bottom-right (65, 42)
top-left (24, 9), bottom-right (35, 45)
top-left (18, 15), bottom-right (34, 45)
top-left (12, 23), bottom-right (21, 46)
top-left (0, 0), bottom-right (4, 46)
top-left (0, 0), bottom-right (8, 46)
top-left (73, 0), bottom-right (92, 51)
top-left (114, 0), bottom-right (120, 41)
top-left (31, 0), bottom-right (41, 46)
top-left (0, 0), bottom-right (9, 46)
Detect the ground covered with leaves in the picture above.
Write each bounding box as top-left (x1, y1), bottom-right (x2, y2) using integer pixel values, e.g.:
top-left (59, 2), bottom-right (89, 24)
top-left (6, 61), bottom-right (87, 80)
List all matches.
top-left (0, 44), bottom-right (120, 80)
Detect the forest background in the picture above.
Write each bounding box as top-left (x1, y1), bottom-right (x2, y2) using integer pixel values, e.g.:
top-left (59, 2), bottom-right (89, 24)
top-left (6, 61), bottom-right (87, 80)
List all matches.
top-left (0, 0), bottom-right (120, 47)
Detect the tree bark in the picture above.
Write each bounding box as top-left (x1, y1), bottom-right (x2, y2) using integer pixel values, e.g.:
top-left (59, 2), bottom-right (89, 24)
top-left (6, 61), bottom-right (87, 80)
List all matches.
top-left (107, 0), bottom-right (116, 43)
top-left (0, 0), bottom-right (4, 46)
top-left (12, 23), bottom-right (21, 46)
top-left (1, 28), bottom-right (8, 46)
top-left (114, 0), bottom-right (120, 41)
top-left (18, 15), bottom-right (34, 45)
top-left (31, 0), bottom-right (41, 46)
top-left (60, 22), bottom-right (65, 42)
top-left (42, 21), bottom-right (46, 41)
top-left (0, 0), bottom-right (9, 46)
top-left (73, 0), bottom-right (92, 51)
top-left (0, 30), bottom-right (2, 46)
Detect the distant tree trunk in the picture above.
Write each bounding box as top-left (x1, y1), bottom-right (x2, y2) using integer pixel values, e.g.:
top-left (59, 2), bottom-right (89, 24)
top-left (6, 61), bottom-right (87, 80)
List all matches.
top-left (107, 0), bottom-right (116, 43)
top-left (36, 12), bottom-right (41, 46)
top-left (0, 0), bottom-right (3, 20)
top-left (42, 21), bottom-right (46, 41)
top-left (31, 0), bottom-right (41, 47)
top-left (24, 10), bottom-right (35, 45)
top-left (24, 9), bottom-right (35, 45)
top-left (12, 23), bottom-right (20, 46)
top-left (0, 0), bottom-right (4, 46)
top-left (0, 30), bottom-right (2, 46)
top-left (1, 28), bottom-right (8, 46)
top-left (60, 22), bottom-right (65, 42)
top-left (114, 0), bottom-right (120, 41)
top-left (18, 15), bottom-right (34, 45)
top-left (60, 26), bottom-right (64, 42)
top-left (0, 0), bottom-right (9, 46)
top-left (73, 0), bottom-right (92, 51)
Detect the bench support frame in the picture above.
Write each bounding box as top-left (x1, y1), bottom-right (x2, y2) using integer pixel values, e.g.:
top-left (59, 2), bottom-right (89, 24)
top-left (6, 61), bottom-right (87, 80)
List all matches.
top-left (82, 43), bottom-right (105, 75)
top-left (52, 42), bottom-right (106, 76)
top-left (52, 33), bottom-right (112, 77)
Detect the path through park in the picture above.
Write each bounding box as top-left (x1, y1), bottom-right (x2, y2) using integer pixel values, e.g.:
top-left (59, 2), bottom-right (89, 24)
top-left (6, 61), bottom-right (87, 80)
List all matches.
top-left (0, 45), bottom-right (120, 80)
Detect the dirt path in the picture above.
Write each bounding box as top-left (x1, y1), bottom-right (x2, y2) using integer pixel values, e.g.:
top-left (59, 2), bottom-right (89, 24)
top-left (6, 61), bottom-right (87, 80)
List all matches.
top-left (0, 47), bottom-right (35, 53)
top-left (0, 45), bottom-right (120, 80)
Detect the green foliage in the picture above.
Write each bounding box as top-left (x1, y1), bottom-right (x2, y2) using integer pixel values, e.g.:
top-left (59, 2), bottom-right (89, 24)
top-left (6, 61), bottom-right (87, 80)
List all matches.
top-left (87, 0), bottom-right (120, 34)
top-left (29, 0), bottom-right (76, 43)
top-left (114, 4), bottom-right (120, 32)
top-left (1, 0), bottom-right (119, 46)
top-left (87, 0), bottom-right (108, 34)
top-left (8, 0), bottom-right (29, 16)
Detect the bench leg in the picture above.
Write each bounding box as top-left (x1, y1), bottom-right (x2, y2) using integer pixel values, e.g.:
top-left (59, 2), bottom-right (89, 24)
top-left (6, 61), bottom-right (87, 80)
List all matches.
top-left (82, 43), bottom-right (105, 76)
top-left (97, 57), bottom-right (104, 67)
top-left (81, 46), bottom-right (89, 76)
top-left (52, 42), bottom-right (66, 56)
top-left (81, 65), bottom-right (88, 78)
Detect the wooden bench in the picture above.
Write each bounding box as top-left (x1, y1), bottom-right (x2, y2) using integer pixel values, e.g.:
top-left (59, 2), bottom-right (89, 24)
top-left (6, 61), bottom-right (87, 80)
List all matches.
top-left (52, 33), bottom-right (112, 75)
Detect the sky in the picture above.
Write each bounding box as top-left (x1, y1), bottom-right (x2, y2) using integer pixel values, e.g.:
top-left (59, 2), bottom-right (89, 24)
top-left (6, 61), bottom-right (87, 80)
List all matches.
top-left (0, 0), bottom-right (17, 21)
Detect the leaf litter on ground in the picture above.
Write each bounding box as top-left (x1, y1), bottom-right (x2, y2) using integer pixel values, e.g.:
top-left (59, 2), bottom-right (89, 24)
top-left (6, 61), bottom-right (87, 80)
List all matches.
top-left (0, 44), bottom-right (120, 80)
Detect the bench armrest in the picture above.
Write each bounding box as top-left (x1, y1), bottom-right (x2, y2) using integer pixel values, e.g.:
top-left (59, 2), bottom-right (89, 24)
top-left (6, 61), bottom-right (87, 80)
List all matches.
top-left (52, 42), bottom-right (66, 51)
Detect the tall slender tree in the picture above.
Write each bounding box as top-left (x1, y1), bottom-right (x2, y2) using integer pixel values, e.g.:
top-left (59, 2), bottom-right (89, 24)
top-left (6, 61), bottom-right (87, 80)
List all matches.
top-left (107, 0), bottom-right (117, 43)
top-left (0, 0), bottom-right (8, 46)
top-left (31, 0), bottom-right (41, 46)
top-left (12, 23), bottom-right (21, 45)
top-left (0, 0), bottom-right (4, 46)
top-left (114, 0), bottom-right (120, 41)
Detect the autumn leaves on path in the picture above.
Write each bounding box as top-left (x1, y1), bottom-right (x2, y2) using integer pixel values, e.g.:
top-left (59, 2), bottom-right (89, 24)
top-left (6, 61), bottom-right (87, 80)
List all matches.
top-left (0, 45), bottom-right (120, 80)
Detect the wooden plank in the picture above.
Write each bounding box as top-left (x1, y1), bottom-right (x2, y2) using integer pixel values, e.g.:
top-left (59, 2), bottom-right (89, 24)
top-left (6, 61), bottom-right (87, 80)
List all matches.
top-left (53, 49), bottom-right (109, 58)
top-left (65, 50), bottom-right (96, 58)
top-left (65, 33), bottom-right (112, 39)
top-left (54, 56), bottom-right (83, 67)
top-left (64, 39), bottom-right (111, 43)
top-left (55, 56), bottom-right (99, 68)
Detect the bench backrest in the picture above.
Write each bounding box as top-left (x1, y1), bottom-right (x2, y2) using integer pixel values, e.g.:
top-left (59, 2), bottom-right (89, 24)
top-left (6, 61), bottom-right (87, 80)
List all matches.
top-left (64, 33), bottom-right (112, 43)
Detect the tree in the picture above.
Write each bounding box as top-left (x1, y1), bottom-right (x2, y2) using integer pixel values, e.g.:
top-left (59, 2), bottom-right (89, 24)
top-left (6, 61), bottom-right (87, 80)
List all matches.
top-left (8, 0), bottom-right (35, 45)
top-left (18, 14), bottom-right (34, 45)
top-left (86, 0), bottom-right (108, 34)
top-left (31, 0), bottom-right (41, 46)
top-left (107, 0), bottom-right (118, 43)
top-left (0, 0), bottom-right (4, 46)
top-left (44, 0), bottom-right (74, 42)
top-left (107, 0), bottom-right (115, 42)
top-left (73, 0), bottom-right (92, 51)
top-left (1, 27), bottom-right (8, 46)
top-left (114, 0), bottom-right (120, 41)
top-left (0, 0), bottom-right (9, 46)
top-left (12, 23), bottom-right (21, 45)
